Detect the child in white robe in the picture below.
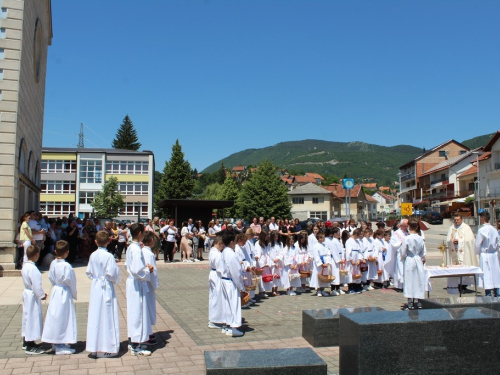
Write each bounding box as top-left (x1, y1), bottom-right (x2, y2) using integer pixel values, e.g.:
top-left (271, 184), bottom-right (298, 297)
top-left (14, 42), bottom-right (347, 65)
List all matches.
top-left (372, 229), bottom-right (389, 288)
top-left (327, 228), bottom-right (344, 296)
top-left (86, 230), bottom-right (121, 358)
top-left (296, 231), bottom-right (312, 293)
top-left (217, 232), bottom-right (245, 337)
top-left (41, 240), bottom-right (77, 355)
top-left (475, 211), bottom-right (500, 296)
top-left (244, 229), bottom-right (257, 302)
top-left (208, 237), bottom-right (224, 328)
top-left (362, 229), bottom-right (376, 291)
top-left (126, 223), bottom-right (154, 356)
top-left (141, 232), bottom-right (159, 343)
top-left (254, 232), bottom-right (273, 295)
top-left (235, 233), bottom-right (252, 307)
top-left (346, 229), bottom-right (364, 294)
top-left (284, 236), bottom-right (300, 295)
top-left (311, 232), bottom-right (331, 297)
top-left (401, 220), bottom-right (426, 310)
top-left (22, 245), bottom-right (48, 355)
top-left (269, 231), bottom-right (283, 296)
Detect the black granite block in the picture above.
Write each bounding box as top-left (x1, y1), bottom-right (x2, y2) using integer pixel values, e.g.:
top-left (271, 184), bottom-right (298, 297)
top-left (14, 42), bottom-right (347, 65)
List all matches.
top-left (205, 348), bottom-right (327, 375)
top-left (339, 307), bottom-right (500, 375)
top-left (302, 307), bottom-right (385, 347)
top-left (420, 296), bottom-right (500, 312)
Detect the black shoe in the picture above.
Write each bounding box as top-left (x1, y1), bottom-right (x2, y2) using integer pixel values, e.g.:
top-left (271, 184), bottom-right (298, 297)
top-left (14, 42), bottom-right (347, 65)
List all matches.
top-left (141, 339), bottom-right (157, 346)
top-left (25, 346), bottom-right (48, 355)
top-left (417, 302), bottom-right (422, 309)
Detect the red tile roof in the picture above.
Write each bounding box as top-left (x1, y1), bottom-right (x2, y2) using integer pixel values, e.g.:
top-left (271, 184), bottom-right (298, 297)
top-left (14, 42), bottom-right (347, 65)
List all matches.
top-left (361, 183), bottom-right (378, 189)
top-left (478, 151), bottom-right (491, 161)
top-left (378, 192), bottom-right (397, 201)
top-left (304, 173), bottom-right (325, 180)
top-left (379, 186), bottom-right (390, 191)
top-left (458, 165), bottom-right (477, 178)
top-left (232, 166), bottom-right (246, 172)
top-left (366, 195), bottom-right (378, 203)
top-left (281, 177), bottom-right (293, 184)
top-left (322, 183), bottom-right (362, 198)
top-left (293, 175), bottom-right (318, 184)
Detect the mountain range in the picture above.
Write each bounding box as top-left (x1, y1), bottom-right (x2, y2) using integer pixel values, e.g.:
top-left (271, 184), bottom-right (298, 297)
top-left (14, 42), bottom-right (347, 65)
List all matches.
top-left (202, 133), bottom-right (496, 185)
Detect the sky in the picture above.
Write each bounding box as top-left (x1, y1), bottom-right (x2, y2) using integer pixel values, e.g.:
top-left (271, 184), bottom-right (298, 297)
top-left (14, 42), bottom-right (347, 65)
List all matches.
top-left (43, 0), bottom-right (500, 172)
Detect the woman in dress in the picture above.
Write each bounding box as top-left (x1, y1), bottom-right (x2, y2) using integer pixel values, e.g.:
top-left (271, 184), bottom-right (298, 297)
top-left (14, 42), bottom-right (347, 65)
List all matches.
top-left (180, 221), bottom-right (193, 263)
top-left (278, 219), bottom-right (289, 246)
top-left (160, 219), bottom-right (178, 263)
top-left (191, 221), bottom-right (201, 262)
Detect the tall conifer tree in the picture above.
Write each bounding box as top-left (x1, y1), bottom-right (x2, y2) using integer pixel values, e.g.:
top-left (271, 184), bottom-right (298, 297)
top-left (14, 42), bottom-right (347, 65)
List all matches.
top-left (111, 115), bottom-right (141, 151)
top-left (237, 160), bottom-right (291, 220)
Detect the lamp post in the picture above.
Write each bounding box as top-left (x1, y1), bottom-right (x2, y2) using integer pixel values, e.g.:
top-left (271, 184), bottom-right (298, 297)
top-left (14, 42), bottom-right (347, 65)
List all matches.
top-left (136, 201), bottom-right (141, 223)
top-left (471, 151), bottom-right (480, 222)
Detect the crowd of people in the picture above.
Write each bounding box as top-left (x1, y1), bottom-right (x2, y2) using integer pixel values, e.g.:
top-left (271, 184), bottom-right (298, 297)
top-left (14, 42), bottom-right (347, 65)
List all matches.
top-left (21, 224), bottom-right (159, 356)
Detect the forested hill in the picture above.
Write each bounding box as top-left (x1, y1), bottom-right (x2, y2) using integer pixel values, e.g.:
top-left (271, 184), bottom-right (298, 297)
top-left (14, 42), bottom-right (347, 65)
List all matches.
top-left (201, 133), bottom-right (496, 185)
top-left (202, 140), bottom-right (423, 185)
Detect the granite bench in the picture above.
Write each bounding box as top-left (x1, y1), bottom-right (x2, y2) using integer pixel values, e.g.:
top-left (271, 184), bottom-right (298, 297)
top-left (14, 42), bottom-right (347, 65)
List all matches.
top-left (204, 347), bottom-right (327, 375)
top-left (420, 296), bottom-right (500, 312)
top-left (339, 307), bottom-right (500, 375)
top-left (302, 307), bottom-right (385, 347)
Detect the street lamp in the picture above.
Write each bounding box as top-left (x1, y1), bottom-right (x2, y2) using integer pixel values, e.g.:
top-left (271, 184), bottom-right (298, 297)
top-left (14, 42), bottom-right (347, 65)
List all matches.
top-left (471, 151), bottom-right (480, 222)
top-left (136, 201), bottom-right (141, 223)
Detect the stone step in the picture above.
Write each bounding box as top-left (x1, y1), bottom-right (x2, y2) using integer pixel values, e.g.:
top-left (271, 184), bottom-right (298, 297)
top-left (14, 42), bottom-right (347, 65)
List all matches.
top-left (0, 269), bottom-right (21, 277)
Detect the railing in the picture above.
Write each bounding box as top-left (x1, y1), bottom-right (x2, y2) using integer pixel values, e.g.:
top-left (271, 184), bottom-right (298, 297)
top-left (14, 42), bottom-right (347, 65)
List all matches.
top-left (400, 184), bottom-right (416, 193)
top-left (401, 172), bottom-right (416, 182)
top-left (485, 163), bottom-right (500, 173)
top-left (479, 187), bottom-right (500, 199)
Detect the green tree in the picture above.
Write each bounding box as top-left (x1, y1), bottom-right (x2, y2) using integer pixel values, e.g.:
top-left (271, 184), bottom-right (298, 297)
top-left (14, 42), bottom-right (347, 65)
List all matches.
top-left (111, 115), bottom-right (141, 150)
top-left (321, 175), bottom-right (340, 186)
top-left (90, 177), bottom-right (125, 218)
top-left (200, 183), bottom-right (223, 200)
top-left (237, 160), bottom-right (291, 220)
top-left (155, 140), bottom-right (194, 214)
top-left (220, 176), bottom-right (239, 217)
top-left (216, 162), bottom-right (227, 185)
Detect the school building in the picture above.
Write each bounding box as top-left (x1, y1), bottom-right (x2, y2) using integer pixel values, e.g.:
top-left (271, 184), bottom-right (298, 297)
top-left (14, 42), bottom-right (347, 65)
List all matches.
top-left (40, 148), bottom-right (155, 221)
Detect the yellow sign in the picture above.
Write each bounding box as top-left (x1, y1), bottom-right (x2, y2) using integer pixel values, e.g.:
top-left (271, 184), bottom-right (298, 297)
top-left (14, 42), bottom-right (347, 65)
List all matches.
top-left (401, 203), bottom-right (412, 216)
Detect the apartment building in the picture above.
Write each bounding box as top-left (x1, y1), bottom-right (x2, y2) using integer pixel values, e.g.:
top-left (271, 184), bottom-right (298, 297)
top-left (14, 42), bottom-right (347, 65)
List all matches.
top-left (40, 148), bottom-right (155, 221)
top-left (398, 139), bottom-right (470, 207)
top-left (478, 131), bottom-right (500, 217)
top-left (288, 182), bottom-right (340, 221)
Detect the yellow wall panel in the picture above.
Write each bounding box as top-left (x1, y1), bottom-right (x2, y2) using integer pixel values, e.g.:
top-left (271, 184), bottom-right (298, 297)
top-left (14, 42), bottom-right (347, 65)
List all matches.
top-left (105, 174), bottom-right (149, 182)
top-left (42, 153), bottom-right (77, 161)
top-left (40, 194), bottom-right (76, 202)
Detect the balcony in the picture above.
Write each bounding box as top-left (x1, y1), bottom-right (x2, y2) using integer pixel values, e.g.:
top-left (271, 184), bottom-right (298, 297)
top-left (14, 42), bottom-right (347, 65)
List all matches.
top-left (479, 187), bottom-right (500, 199)
top-left (430, 177), bottom-right (448, 186)
top-left (401, 172), bottom-right (416, 182)
top-left (400, 184), bottom-right (416, 194)
top-left (457, 190), bottom-right (475, 198)
top-left (485, 163), bottom-right (500, 173)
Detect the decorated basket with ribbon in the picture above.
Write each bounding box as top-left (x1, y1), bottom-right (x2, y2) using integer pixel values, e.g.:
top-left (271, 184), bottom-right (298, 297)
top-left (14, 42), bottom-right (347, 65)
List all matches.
top-left (241, 291), bottom-right (250, 306)
top-left (299, 264), bottom-right (312, 278)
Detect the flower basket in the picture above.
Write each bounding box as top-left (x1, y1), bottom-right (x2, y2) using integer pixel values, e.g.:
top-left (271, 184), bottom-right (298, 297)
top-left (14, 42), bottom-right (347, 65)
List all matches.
top-left (299, 264), bottom-right (311, 278)
top-left (244, 273), bottom-right (258, 291)
top-left (339, 262), bottom-right (349, 276)
top-left (352, 264), bottom-right (362, 280)
top-left (241, 291), bottom-right (250, 306)
top-left (262, 275), bottom-right (273, 283)
top-left (318, 267), bottom-right (335, 283)
top-left (254, 268), bottom-right (264, 276)
top-left (289, 272), bottom-right (301, 280)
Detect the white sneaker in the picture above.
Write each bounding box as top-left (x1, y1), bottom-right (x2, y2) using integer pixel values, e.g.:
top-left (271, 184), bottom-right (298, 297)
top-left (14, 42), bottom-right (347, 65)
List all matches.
top-left (221, 326), bottom-right (228, 334)
top-left (130, 347), bottom-right (151, 356)
top-left (183, 259), bottom-right (188, 262)
top-left (55, 345), bottom-right (75, 355)
top-left (226, 327), bottom-right (244, 337)
top-left (289, 291), bottom-right (297, 296)
top-left (368, 285), bottom-right (374, 291)
top-left (330, 290), bottom-right (339, 296)
top-left (321, 291), bottom-right (329, 297)
top-left (194, 259), bottom-right (200, 262)
top-left (339, 289), bottom-right (346, 295)
top-left (208, 321), bottom-right (221, 329)
top-left (363, 285), bottom-right (370, 291)
top-left (286, 290), bottom-right (292, 295)
top-left (317, 291), bottom-right (323, 297)
top-left (97, 352), bottom-right (118, 358)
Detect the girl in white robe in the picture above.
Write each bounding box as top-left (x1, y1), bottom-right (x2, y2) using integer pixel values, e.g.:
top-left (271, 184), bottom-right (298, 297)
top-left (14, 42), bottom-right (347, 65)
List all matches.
top-left (284, 236), bottom-right (301, 294)
top-left (269, 231), bottom-right (283, 295)
top-left (311, 232), bottom-right (331, 297)
top-left (346, 229), bottom-right (363, 294)
top-left (372, 229), bottom-right (388, 288)
top-left (142, 233), bottom-right (159, 330)
top-left (401, 220), bottom-right (426, 309)
top-left (85, 237), bottom-right (121, 357)
top-left (296, 231), bottom-right (312, 293)
top-left (327, 228), bottom-right (344, 295)
top-left (244, 230), bottom-right (257, 301)
top-left (362, 229), bottom-right (377, 290)
top-left (340, 231), bottom-right (352, 287)
top-left (235, 233), bottom-right (253, 306)
top-left (22, 246), bottom-right (46, 350)
top-left (254, 232), bottom-right (273, 294)
top-left (208, 238), bottom-right (224, 327)
top-left (126, 237), bottom-right (153, 354)
top-left (41, 243), bottom-right (77, 355)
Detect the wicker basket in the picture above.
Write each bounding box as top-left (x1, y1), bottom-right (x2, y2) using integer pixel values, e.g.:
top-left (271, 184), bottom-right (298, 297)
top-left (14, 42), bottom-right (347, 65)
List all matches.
top-left (299, 270), bottom-right (311, 278)
top-left (262, 275), bottom-right (273, 283)
top-left (254, 268), bottom-right (264, 276)
top-left (245, 273), bottom-right (258, 291)
top-left (241, 291), bottom-right (250, 306)
top-left (318, 274), bottom-right (336, 283)
top-left (352, 273), bottom-right (362, 280)
top-left (339, 269), bottom-right (349, 276)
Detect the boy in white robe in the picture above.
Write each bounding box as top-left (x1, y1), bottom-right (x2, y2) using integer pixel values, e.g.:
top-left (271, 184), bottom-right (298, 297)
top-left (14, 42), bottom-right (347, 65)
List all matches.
top-left (327, 228), bottom-right (344, 296)
top-left (216, 232), bottom-right (245, 337)
top-left (284, 236), bottom-right (301, 295)
top-left (208, 237), bottom-right (224, 328)
top-left (346, 229), bottom-right (364, 294)
top-left (126, 223), bottom-right (154, 356)
top-left (235, 233), bottom-right (255, 306)
top-left (475, 211), bottom-right (500, 296)
top-left (254, 232), bottom-right (273, 295)
top-left (244, 229), bottom-right (257, 303)
top-left (86, 230), bottom-right (122, 358)
top-left (41, 240), bottom-right (77, 355)
top-left (401, 220), bottom-right (426, 310)
top-left (22, 245), bottom-right (49, 355)
top-left (362, 229), bottom-right (377, 291)
top-left (142, 232), bottom-right (160, 340)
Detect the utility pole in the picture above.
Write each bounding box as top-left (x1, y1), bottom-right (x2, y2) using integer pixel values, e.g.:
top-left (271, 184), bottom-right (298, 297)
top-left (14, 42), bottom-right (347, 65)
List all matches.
top-left (77, 123), bottom-right (84, 148)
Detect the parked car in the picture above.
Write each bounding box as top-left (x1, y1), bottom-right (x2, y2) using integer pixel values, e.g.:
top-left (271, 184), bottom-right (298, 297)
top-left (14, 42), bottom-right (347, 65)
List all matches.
top-left (422, 211), bottom-right (443, 225)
